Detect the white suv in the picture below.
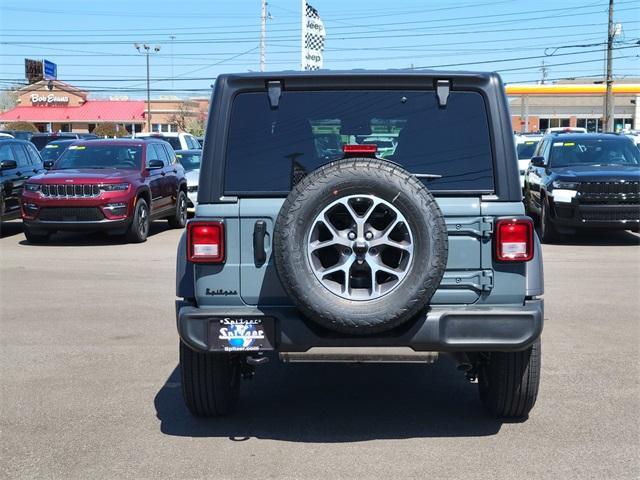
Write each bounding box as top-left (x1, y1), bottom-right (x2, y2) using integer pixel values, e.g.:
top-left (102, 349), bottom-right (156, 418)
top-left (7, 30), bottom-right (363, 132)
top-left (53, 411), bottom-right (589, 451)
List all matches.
top-left (135, 132), bottom-right (200, 151)
top-left (515, 134), bottom-right (543, 189)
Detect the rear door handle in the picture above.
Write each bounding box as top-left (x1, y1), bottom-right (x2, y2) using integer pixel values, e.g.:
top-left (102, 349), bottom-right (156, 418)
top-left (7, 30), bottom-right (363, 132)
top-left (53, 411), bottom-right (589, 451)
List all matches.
top-left (253, 220), bottom-right (267, 267)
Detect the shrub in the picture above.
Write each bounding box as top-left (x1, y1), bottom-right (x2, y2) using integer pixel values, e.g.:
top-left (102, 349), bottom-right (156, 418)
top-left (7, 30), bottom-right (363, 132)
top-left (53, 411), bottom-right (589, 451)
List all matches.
top-left (7, 121), bottom-right (38, 132)
top-left (92, 122), bottom-right (128, 138)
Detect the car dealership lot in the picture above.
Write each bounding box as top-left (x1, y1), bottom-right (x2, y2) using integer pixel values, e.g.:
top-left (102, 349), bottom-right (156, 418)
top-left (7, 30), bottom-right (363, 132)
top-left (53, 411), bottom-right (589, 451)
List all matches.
top-left (1, 222), bottom-right (638, 480)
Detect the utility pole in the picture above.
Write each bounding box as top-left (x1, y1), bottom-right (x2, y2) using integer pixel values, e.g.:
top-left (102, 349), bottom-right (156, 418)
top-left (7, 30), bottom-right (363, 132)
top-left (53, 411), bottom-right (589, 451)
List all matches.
top-left (540, 60), bottom-right (548, 84)
top-left (170, 34), bottom-right (176, 90)
top-left (135, 43), bottom-right (161, 132)
top-left (603, 0), bottom-right (615, 132)
top-left (260, 0), bottom-right (267, 72)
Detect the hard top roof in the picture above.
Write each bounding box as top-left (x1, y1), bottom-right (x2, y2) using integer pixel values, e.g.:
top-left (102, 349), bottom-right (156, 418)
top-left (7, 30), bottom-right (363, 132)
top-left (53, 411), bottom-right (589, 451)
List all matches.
top-left (69, 138), bottom-right (156, 146)
top-left (219, 69), bottom-right (497, 80)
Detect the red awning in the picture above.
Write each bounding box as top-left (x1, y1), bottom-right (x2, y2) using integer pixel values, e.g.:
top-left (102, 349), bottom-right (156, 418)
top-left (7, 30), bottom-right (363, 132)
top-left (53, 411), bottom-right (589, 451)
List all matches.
top-left (0, 101), bottom-right (146, 123)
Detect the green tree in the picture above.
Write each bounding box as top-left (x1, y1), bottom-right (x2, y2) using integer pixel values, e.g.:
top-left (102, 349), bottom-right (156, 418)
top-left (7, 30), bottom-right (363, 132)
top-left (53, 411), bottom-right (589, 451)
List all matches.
top-left (92, 123), bottom-right (128, 138)
top-left (185, 117), bottom-right (205, 137)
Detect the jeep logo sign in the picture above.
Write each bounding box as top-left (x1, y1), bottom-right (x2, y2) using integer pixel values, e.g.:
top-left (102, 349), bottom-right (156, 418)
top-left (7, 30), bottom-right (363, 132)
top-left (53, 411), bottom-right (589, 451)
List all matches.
top-left (31, 93), bottom-right (69, 106)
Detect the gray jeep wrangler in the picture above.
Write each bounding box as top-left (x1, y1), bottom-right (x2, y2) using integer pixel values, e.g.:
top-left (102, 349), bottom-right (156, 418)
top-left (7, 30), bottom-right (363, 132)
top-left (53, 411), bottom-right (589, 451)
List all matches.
top-left (176, 71), bottom-right (544, 419)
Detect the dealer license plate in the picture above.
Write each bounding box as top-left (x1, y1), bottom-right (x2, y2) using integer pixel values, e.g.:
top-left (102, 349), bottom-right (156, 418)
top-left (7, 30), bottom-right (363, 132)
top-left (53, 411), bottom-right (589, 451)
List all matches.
top-left (209, 317), bottom-right (274, 352)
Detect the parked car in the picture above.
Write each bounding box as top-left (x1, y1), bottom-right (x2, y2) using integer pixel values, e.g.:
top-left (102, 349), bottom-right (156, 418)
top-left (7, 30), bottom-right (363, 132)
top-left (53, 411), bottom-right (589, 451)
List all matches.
top-left (175, 71), bottom-right (544, 420)
top-left (135, 132), bottom-right (200, 151)
top-left (624, 132), bottom-right (640, 149)
top-left (40, 139), bottom-right (77, 167)
top-left (359, 136), bottom-right (397, 158)
top-left (515, 134), bottom-right (543, 189)
top-left (544, 127), bottom-right (587, 134)
top-left (0, 139), bottom-right (45, 223)
top-left (30, 132), bottom-right (81, 150)
top-left (20, 138), bottom-right (187, 243)
top-left (175, 149), bottom-right (201, 213)
top-left (0, 130), bottom-right (33, 141)
top-left (524, 132), bottom-right (640, 242)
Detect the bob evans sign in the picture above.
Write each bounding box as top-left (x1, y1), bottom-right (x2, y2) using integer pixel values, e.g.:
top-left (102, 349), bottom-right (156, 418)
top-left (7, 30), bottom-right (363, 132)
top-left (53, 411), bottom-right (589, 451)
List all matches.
top-left (30, 93), bottom-right (69, 106)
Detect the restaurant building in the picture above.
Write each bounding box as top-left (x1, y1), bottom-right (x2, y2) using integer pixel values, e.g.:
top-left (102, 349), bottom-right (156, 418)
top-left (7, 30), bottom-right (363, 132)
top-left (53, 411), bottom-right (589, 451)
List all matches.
top-left (0, 79), bottom-right (208, 134)
top-left (506, 79), bottom-right (640, 133)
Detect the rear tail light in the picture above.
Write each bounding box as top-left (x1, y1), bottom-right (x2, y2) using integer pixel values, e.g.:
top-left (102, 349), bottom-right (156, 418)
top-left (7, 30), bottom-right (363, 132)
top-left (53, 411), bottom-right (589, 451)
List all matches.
top-left (495, 218), bottom-right (534, 262)
top-left (343, 144), bottom-right (377, 155)
top-left (187, 221), bottom-right (225, 263)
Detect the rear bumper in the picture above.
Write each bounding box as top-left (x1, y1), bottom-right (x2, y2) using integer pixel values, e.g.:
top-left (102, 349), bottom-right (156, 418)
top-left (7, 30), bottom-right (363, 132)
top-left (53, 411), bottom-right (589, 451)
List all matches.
top-left (176, 299), bottom-right (544, 354)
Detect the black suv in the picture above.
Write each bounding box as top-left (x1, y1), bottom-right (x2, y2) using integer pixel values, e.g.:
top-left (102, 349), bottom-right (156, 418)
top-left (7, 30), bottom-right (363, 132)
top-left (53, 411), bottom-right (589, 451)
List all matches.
top-left (176, 71), bottom-right (544, 420)
top-left (524, 133), bottom-right (640, 242)
top-left (0, 139), bottom-right (44, 223)
top-left (30, 133), bottom-right (97, 150)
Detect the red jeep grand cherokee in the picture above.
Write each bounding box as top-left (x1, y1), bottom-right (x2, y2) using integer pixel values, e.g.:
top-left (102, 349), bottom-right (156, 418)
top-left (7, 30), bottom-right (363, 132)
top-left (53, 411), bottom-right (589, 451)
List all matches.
top-left (20, 138), bottom-right (188, 243)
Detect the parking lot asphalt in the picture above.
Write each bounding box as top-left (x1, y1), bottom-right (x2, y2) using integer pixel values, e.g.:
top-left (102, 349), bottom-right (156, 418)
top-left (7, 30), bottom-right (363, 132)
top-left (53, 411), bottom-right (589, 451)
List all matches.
top-left (1, 220), bottom-right (639, 480)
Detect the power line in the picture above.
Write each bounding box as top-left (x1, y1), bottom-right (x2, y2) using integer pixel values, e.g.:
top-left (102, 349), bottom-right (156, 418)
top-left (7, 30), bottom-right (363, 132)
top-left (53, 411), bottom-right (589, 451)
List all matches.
top-left (3, 12), bottom-right (639, 45)
top-left (2, 1), bottom-right (633, 38)
top-left (1, 44), bottom-right (636, 84)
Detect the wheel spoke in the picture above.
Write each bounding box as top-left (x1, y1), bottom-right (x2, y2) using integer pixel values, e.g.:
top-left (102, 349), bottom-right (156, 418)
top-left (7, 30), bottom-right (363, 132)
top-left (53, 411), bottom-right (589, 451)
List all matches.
top-left (317, 217), bottom-right (351, 247)
top-left (309, 238), bottom-right (340, 252)
top-left (320, 255), bottom-right (354, 276)
top-left (368, 255), bottom-right (401, 277)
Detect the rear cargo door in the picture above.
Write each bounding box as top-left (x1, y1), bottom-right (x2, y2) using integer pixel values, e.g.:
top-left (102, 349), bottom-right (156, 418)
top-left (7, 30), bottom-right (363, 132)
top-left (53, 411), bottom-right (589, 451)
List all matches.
top-left (237, 196), bottom-right (488, 306)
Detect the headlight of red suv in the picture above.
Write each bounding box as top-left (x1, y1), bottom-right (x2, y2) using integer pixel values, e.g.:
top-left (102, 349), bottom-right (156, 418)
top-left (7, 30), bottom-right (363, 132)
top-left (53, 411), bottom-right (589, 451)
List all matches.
top-left (24, 183), bottom-right (41, 192)
top-left (100, 183), bottom-right (130, 192)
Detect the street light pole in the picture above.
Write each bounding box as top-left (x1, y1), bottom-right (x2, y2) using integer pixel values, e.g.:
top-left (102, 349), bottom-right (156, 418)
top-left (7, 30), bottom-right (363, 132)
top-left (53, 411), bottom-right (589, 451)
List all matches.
top-left (135, 43), bottom-right (161, 133)
top-left (145, 49), bottom-right (151, 132)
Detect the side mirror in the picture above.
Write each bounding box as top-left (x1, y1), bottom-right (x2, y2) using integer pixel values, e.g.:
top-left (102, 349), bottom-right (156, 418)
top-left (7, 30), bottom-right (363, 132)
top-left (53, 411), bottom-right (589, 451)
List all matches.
top-left (0, 159), bottom-right (17, 170)
top-left (43, 160), bottom-right (55, 169)
top-left (530, 156), bottom-right (545, 168)
top-left (146, 159), bottom-right (164, 170)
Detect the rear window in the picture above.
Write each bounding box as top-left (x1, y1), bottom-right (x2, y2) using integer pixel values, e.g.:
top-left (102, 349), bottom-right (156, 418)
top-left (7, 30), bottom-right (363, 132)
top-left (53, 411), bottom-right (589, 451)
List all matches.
top-left (517, 140), bottom-right (539, 159)
top-left (224, 90), bottom-right (494, 194)
top-left (176, 152), bottom-right (202, 171)
top-left (145, 135), bottom-right (181, 150)
top-left (31, 135), bottom-right (75, 150)
top-left (162, 136), bottom-right (182, 150)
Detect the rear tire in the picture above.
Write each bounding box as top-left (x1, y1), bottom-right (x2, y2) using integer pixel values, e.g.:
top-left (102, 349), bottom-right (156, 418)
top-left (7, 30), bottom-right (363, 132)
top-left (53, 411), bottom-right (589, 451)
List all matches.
top-left (478, 338), bottom-right (541, 419)
top-left (180, 341), bottom-right (241, 417)
top-left (168, 190), bottom-right (187, 229)
top-left (126, 198), bottom-right (149, 243)
top-left (23, 224), bottom-right (50, 244)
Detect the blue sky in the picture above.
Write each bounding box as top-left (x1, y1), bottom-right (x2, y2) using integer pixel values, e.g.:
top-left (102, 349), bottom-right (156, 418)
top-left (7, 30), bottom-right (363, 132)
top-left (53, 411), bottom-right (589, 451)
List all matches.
top-left (0, 0), bottom-right (638, 99)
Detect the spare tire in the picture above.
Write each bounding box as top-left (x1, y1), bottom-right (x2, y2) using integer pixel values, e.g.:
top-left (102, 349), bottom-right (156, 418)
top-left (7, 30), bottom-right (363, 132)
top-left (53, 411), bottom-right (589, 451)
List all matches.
top-left (273, 158), bottom-right (448, 335)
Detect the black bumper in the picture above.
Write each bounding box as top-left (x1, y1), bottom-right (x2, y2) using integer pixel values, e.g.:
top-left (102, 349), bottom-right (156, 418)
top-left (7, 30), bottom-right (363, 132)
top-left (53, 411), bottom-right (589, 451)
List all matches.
top-left (176, 299), bottom-right (544, 354)
top-left (550, 200), bottom-right (640, 230)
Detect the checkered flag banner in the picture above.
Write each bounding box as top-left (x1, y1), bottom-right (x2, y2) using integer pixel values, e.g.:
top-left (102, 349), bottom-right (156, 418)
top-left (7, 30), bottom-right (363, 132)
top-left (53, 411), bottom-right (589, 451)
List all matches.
top-left (302, 2), bottom-right (325, 71)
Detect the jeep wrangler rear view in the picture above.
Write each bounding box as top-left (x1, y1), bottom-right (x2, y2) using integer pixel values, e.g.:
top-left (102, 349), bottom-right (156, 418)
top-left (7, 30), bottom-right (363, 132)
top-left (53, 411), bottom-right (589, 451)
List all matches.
top-left (175, 71), bottom-right (544, 419)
